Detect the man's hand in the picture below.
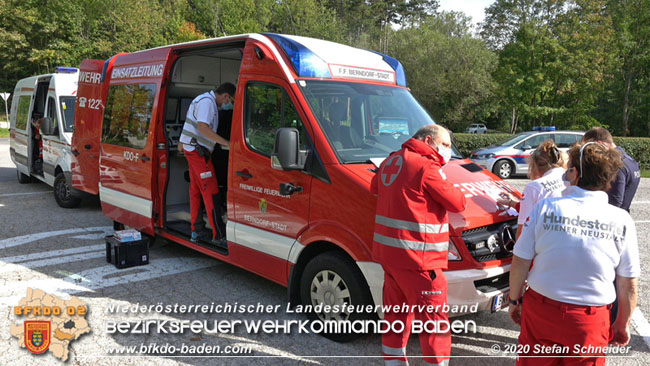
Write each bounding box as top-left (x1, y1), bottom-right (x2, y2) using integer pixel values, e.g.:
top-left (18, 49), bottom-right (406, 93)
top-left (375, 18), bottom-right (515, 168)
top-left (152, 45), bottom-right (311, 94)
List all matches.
top-left (509, 303), bottom-right (522, 326)
top-left (610, 319), bottom-right (630, 346)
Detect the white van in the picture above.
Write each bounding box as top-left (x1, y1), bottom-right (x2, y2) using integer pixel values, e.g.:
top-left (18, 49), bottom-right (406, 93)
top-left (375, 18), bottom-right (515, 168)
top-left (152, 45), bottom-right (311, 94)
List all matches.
top-left (9, 67), bottom-right (84, 208)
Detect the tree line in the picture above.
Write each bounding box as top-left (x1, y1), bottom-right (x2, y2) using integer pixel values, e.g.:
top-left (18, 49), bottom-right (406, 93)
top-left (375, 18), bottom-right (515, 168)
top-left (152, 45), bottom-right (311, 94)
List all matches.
top-left (1, 0), bottom-right (648, 136)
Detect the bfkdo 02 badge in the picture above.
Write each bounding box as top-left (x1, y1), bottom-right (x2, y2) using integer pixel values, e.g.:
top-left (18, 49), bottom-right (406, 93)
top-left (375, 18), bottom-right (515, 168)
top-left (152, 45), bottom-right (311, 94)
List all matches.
top-left (25, 320), bottom-right (51, 354)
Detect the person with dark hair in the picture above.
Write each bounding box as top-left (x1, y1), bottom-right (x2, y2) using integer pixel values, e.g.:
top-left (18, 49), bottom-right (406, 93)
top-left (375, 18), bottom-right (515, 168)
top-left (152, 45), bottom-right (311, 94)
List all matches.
top-left (509, 142), bottom-right (639, 365)
top-left (179, 82), bottom-right (236, 245)
top-left (582, 127), bottom-right (640, 212)
top-left (371, 124), bottom-right (466, 366)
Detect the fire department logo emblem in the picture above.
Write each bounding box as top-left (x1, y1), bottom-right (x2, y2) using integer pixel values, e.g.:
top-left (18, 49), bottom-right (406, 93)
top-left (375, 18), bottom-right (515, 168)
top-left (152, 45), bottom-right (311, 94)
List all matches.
top-left (24, 321), bottom-right (51, 354)
top-left (381, 155), bottom-right (403, 186)
top-left (259, 198), bottom-right (267, 214)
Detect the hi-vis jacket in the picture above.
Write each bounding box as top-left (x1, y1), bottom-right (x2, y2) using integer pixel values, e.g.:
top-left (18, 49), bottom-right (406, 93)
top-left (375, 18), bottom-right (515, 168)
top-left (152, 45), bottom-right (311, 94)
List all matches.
top-left (371, 138), bottom-right (467, 270)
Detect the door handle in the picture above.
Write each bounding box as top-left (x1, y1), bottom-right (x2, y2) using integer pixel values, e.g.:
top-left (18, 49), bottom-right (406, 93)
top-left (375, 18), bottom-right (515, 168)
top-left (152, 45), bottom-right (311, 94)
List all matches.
top-left (84, 144), bottom-right (91, 150)
top-left (140, 155), bottom-right (151, 162)
top-left (236, 171), bottom-right (252, 179)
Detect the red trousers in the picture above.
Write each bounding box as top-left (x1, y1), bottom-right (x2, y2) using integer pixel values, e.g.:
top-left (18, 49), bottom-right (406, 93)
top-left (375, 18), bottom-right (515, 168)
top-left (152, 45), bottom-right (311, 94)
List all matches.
top-left (185, 150), bottom-right (221, 239)
top-left (517, 288), bottom-right (610, 366)
top-left (382, 267), bottom-right (450, 366)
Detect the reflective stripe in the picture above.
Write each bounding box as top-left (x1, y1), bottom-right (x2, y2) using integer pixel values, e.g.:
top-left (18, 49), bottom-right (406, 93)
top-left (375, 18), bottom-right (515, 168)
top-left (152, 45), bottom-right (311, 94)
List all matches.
top-left (382, 345), bottom-right (407, 356)
top-left (180, 126), bottom-right (215, 152)
top-left (376, 215), bottom-right (440, 234)
top-left (99, 183), bottom-right (152, 219)
top-left (373, 233), bottom-right (448, 252)
top-left (384, 360), bottom-right (408, 366)
top-left (440, 223), bottom-right (449, 233)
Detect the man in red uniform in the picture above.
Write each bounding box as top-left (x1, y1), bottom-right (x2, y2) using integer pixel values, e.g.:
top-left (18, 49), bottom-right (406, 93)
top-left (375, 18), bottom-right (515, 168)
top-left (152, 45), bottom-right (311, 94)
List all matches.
top-left (179, 83), bottom-right (235, 245)
top-left (371, 124), bottom-right (466, 366)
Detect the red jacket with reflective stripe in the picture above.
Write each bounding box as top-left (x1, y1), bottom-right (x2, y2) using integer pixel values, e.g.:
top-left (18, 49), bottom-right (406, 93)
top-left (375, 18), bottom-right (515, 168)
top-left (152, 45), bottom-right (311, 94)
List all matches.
top-left (371, 138), bottom-right (466, 270)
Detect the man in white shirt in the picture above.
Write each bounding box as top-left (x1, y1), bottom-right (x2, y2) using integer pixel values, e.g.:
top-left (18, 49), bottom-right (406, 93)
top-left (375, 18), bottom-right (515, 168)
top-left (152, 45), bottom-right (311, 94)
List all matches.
top-left (179, 83), bottom-right (235, 245)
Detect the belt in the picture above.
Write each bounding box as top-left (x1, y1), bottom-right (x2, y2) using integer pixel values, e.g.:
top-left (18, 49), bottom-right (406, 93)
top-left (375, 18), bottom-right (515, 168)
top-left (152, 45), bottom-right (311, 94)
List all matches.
top-left (526, 288), bottom-right (610, 314)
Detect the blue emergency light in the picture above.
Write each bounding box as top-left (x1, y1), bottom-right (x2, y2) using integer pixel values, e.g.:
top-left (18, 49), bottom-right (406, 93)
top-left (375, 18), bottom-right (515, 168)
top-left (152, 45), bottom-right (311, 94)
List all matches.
top-left (368, 51), bottom-right (408, 87)
top-left (55, 66), bottom-right (78, 73)
top-left (264, 33), bottom-right (332, 79)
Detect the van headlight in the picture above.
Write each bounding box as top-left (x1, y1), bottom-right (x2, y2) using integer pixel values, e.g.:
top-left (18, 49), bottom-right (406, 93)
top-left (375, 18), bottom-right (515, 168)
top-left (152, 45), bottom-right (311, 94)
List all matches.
top-left (478, 153), bottom-right (495, 159)
top-left (448, 240), bottom-right (462, 261)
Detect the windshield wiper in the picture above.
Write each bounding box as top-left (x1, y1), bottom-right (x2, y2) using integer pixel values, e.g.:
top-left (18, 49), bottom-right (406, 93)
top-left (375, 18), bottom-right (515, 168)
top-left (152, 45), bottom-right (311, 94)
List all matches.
top-left (344, 159), bottom-right (373, 164)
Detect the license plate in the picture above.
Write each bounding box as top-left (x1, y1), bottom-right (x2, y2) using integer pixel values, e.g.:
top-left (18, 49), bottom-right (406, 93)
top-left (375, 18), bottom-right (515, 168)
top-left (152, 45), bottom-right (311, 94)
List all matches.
top-left (491, 290), bottom-right (510, 312)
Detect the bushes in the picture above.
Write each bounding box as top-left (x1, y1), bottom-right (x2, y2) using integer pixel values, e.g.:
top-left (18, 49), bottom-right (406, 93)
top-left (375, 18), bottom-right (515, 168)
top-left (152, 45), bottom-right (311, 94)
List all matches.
top-left (454, 133), bottom-right (650, 169)
top-left (453, 133), bottom-right (511, 157)
top-left (613, 137), bottom-right (650, 170)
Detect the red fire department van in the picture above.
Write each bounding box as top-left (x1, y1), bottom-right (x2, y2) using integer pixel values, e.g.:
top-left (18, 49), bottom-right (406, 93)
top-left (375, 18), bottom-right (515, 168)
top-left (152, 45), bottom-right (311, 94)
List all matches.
top-left (71, 33), bottom-right (518, 334)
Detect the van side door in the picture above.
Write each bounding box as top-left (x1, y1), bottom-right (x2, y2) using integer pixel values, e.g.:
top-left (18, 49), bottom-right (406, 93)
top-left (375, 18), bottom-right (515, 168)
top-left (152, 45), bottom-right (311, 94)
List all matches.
top-left (41, 91), bottom-right (61, 183)
top-left (99, 50), bottom-right (170, 234)
top-left (230, 76), bottom-right (313, 284)
top-left (71, 59), bottom-right (106, 195)
top-left (10, 82), bottom-right (37, 175)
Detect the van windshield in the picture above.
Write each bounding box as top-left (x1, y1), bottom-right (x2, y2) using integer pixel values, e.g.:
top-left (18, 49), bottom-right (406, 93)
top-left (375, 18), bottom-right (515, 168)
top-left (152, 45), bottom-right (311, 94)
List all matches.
top-left (299, 80), bottom-right (461, 163)
top-left (59, 96), bottom-right (75, 132)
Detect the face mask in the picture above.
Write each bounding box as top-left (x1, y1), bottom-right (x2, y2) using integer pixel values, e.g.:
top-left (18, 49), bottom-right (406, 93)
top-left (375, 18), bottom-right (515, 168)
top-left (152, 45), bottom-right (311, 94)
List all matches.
top-left (220, 102), bottom-right (233, 111)
top-left (437, 146), bottom-right (452, 165)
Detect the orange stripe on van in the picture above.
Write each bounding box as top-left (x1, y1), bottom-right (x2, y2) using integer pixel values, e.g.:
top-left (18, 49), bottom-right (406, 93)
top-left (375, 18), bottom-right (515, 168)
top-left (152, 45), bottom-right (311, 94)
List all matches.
top-left (21, 87), bottom-right (34, 92)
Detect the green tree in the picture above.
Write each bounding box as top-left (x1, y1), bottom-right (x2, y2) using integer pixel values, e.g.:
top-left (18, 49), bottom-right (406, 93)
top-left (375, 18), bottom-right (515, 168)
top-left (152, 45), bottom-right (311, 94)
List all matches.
top-left (483, 0), bottom-right (613, 132)
top-left (389, 12), bottom-right (498, 131)
top-left (595, 0), bottom-right (650, 136)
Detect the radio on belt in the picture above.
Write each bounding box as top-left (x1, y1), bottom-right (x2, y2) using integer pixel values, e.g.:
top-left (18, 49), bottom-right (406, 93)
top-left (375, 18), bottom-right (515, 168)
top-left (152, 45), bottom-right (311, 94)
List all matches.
top-left (106, 230), bottom-right (149, 269)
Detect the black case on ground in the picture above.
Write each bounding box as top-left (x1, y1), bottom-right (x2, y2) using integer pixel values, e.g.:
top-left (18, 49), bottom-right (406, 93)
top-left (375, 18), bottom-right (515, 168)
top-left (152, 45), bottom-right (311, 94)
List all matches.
top-left (105, 236), bottom-right (149, 269)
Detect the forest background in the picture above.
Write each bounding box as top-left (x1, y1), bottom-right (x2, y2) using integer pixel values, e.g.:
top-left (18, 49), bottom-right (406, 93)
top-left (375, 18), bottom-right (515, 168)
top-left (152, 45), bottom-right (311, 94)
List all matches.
top-left (1, 0), bottom-right (649, 136)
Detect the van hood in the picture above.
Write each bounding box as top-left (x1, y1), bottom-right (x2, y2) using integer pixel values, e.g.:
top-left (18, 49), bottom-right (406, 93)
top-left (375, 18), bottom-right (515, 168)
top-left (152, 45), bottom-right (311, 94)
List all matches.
top-left (344, 159), bottom-right (521, 233)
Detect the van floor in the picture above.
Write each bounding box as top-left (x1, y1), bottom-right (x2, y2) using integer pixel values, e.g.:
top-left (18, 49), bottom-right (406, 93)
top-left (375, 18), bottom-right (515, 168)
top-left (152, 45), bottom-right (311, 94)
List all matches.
top-left (165, 205), bottom-right (228, 254)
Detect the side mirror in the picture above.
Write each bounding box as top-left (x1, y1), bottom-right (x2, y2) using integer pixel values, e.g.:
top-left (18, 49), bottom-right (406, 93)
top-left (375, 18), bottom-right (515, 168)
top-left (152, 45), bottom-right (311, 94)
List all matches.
top-left (521, 145), bottom-right (532, 150)
top-left (271, 128), bottom-right (307, 171)
top-left (40, 117), bottom-right (52, 135)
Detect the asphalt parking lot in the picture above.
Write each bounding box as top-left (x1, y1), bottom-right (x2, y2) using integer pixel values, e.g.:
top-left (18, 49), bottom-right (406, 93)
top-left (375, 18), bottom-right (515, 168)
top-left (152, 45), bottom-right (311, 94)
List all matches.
top-left (0, 137), bottom-right (648, 366)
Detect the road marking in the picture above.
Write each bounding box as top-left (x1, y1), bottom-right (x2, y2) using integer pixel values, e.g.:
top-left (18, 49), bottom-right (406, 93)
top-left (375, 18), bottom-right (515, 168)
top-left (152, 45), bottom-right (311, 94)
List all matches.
top-left (0, 251), bottom-right (105, 274)
top-left (1, 244), bottom-right (105, 264)
top-left (631, 308), bottom-right (650, 350)
top-left (0, 257), bottom-right (218, 306)
top-left (0, 191), bottom-right (51, 197)
top-left (0, 226), bottom-right (112, 250)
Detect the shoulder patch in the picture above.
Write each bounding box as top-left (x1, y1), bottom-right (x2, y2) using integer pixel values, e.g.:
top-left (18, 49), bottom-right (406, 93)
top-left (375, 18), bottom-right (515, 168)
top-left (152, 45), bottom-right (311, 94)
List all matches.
top-left (381, 155), bottom-right (403, 186)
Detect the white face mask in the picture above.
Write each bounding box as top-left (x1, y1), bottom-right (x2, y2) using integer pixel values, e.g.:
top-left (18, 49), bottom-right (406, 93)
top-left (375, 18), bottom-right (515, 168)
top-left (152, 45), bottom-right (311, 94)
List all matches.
top-left (437, 146), bottom-right (452, 164)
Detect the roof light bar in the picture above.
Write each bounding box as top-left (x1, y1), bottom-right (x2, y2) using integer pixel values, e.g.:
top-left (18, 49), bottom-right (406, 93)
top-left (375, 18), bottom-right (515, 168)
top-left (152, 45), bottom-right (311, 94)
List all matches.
top-left (55, 66), bottom-right (78, 74)
top-left (368, 51), bottom-right (407, 87)
top-left (264, 33), bottom-right (331, 79)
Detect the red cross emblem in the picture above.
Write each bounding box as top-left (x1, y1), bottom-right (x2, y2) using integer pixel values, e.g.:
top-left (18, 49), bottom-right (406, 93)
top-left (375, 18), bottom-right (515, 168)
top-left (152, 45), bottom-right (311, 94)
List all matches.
top-left (381, 155), bottom-right (403, 186)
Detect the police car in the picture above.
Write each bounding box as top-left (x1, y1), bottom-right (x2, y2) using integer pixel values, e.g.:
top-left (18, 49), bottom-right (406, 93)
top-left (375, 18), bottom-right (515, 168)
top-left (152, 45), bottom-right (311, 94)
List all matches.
top-left (469, 130), bottom-right (584, 179)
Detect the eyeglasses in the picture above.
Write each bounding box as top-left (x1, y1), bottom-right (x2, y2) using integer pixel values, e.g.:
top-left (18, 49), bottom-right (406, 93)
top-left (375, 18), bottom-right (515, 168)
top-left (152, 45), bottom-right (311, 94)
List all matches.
top-left (578, 141), bottom-right (603, 178)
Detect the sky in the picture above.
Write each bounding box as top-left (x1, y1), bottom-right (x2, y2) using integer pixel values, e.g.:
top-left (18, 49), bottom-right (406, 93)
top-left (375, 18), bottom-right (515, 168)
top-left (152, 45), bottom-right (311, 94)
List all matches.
top-left (438, 0), bottom-right (494, 26)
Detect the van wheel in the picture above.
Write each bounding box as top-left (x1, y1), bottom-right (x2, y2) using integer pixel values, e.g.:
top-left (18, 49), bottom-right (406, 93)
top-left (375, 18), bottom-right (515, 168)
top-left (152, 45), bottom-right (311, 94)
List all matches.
top-left (54, 173), bottom-right (81, 208)
top-left (493, 160), bottom-right (514, 179)
top-left (300, 251), bottom-right (374, 342)
top-left (17, 170), bottom-right (31, 184)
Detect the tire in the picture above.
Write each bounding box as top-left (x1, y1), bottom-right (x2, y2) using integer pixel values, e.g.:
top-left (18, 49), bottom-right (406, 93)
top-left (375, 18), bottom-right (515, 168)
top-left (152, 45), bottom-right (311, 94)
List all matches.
top-left (54, 173), bottom-right (81, 208)
top-left (493, 160), bottom-right (514, 179)
top-left (300, 251), bottom-right (375, 342)
top-left (17, 170), bottom-right (30, 184)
